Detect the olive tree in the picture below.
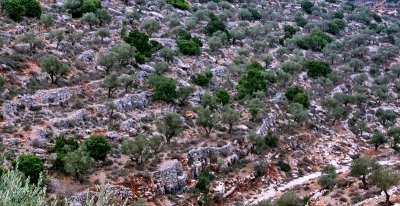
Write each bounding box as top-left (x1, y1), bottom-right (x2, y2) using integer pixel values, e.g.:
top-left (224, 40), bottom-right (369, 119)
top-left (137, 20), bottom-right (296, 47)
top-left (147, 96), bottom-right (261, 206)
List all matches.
top-left (371, 168), bottom-right (400, 204)
top-left (17, 32), bottom-right (43, 51)
top-left (159, 47), bottom-right (175, 63)
top-left (350, 157), bottom-right (377, 189)
top-left (177, 86), bottom-right (194, 106)
top-left (387, 126), bottom-right (400, 148)
top-left (40, 13), bottom-right (54, 30)
top-left (222, 105), bottom-right (240, 133)
top-left (63, 147), bottom-right (95, 182)
top-left (101, 73), bottom-right (120, 98)
top-left (196, 106), bottom-right (220, 137)
top-left (246, 98), bottom-right (263, 121)
top-left (318, 164), bottom-right (337, 189)
top-left (50, 29), bottom-right (65, 49)
top-left (95, 8), bottom-right (112, 26)
top-left (369, 131), bottom-right (388, 151)
top-left (41, 55), bottom-right (70, 84)
top-left (157, 112), bottom-right (184, 143)
top-left (141, 19), bottom-right (161, 37)
top-left (121, 135), bottom-right (163, 169)
top-left (96, 28), bottom-right (110, 43)
top-left (81, 12), bottom-right (99, 29)
top-left (119, 74), bottom-right (135, 93)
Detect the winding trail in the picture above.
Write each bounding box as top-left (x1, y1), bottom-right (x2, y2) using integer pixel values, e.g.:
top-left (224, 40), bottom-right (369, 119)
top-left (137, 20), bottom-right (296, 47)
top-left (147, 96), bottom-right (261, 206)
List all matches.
top-left (245, 159), bottom-right (399, 205)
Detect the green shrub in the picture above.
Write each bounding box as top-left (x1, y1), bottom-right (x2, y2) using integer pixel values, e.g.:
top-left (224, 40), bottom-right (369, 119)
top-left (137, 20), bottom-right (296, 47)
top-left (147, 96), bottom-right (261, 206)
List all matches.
top-left (176, 30), bottom-right (202, 55)
top-left (215, 89), bottom-right (230, 105)
top-left (148, 75), bottom-right (177, 102)
top-left (205, 14), bottom-right (229, 37)
top-left (327, 19), bottom-right (346, 35)
top-left (295, 14), bottom-right (307, 27)
top-left (301, 0), bottom-right (314, 14)
top-left (51, 136), bottom-right (79, 153)
top-left (278, 160), bottom-right (291, 172)
top-left (135, 53), bottom-right (146, 64)
top-left (5, 0), bottom-right (26, 21)
top-left (50, 136), bottom-right (79, 171)
top-left (84, 134), bottom-right (112, 161)
top-left (0, 167), bottom-right (7, 176)
top-left (81, 0), bottom-right (101, 14)
top-left (166, 0), bottom-right (190, 10)
top-left (372, 13), bottom-right (382, 23)
top-left (0, 75), bottom-right (5, 90)
top-left (297, 30), bottom-right (333, 51)
top-left (334, 11), bottom-right (344, 19)
top-left (285, 86), bottom-right (310, 108)
top-left (124, 30), bottom-right (152, 57)
top-left (332, 19), bottom-right (347, 29)
top-left (21, 0), bottom-right (41, 18)
top-left (327, 21), bottom-right (340, 35)
top-left (14, 155), bottom-right (45, 184)
top-left (52, 152), bottom-right (68, 171)
top-left (177, 39), bottom-right (201, 55)
top-left (276, 191), bottom-right (303, 206)
top-left (237, 61), bottom-right (267, 99)
top-left (254, 160), bottom-right (267, 177)
top-left (293, 93), bottom-right (310, 108)
top-left (195, 171), bottom-right (214, 194)
top-left (150, 40), bottom-right (163, 52)
top-left (192, 71), bottom-right (213, 86)
top-left (64, 0), bottom-right (102, 18)
top-left (265, 131), bottom-right (279, 148)
top-left (284, 25), bottom-right (297, 39)
top-left (305, 60), bottom-right (332, 78)
top-left (285, 86), bottom-right (304, 101)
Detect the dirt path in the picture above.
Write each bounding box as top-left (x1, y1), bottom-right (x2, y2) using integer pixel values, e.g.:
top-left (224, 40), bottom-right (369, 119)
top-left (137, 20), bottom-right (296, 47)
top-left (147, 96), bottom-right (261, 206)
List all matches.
top-left (245, 159), bottom-right (399, 204)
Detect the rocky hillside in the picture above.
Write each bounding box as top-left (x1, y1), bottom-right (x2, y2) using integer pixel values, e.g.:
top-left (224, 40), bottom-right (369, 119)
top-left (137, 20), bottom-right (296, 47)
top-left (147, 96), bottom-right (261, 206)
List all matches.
top-left (0, 0), bottom-right (400, 205)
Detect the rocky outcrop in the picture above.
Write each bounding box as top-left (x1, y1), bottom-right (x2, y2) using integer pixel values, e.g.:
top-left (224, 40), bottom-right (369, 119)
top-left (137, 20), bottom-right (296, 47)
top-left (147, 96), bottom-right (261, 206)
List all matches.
top-left (153, 159), bottom-right (188, 195)
top-left (49, 109), bottom-right (90, 128)
top-left (113, 92), bottom-right (150, 112)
